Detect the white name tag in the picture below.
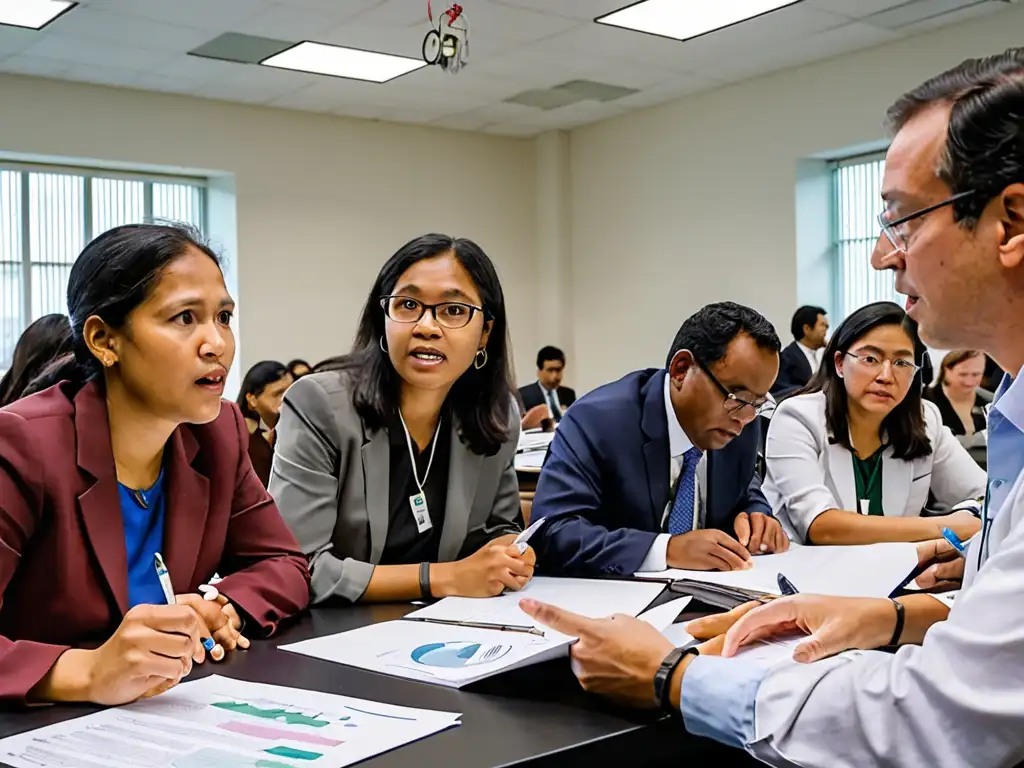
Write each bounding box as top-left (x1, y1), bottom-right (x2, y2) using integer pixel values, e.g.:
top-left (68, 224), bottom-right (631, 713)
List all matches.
top-left (409, 492), bottom-right (433, 533)
top-left (859, 498), bottom-right (870, 516)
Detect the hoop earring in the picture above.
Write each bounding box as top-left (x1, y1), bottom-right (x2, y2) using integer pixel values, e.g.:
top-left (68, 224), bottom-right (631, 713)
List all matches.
top-left (380, 336), bottom-right (389, 354)
top-left (474, 348), bottom-right (488, 370)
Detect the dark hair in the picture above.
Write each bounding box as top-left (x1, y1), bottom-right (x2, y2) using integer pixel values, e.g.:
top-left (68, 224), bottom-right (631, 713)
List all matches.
top-left (803, 301), bottom-right (931, 460)
top-left (237, 360), bottom-right (289, 420)
top-left (665, 301), bottom-right (781, 369)
top-left (318, 233), bottom-right (514, 456)
top-left (286, 359), bottom-right (311, 378)
top-left (937, 349), bottom-right (984, 387)
top-left (28, 223), bottom-right (221, 394)
top-left (536, 346), bottom-right (565, 370)
top-left (790, 305), bottom-right (826, 341)
top-left (886, 47), bottom-right (1024, 228)
top-left (0, 314), bottom-right (73, 406)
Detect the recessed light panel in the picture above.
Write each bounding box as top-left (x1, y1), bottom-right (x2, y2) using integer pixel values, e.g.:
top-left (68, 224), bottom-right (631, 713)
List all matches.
top-left (261, 41), bottom-right (426, 83)
top-left (0, 0), bottom-right (76, 30)
top-left (596, 0), bottom-right (803, 42)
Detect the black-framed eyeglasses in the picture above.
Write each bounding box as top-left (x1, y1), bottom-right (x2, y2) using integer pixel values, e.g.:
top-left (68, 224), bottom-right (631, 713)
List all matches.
top-left (380, 295), bottom-right (485, 329)
top-left (877, 189), bottom-right (975, 252)
top-left (694, 358), bottom-right (769, 416)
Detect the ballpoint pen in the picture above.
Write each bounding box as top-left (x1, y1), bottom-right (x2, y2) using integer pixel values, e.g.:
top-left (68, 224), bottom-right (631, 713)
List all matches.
top-left (405, 616), bottom-right (545, 637)
top-left (154, 552), bottom-right (216, 653)
top-left (941, 527), bottom-right (967, 558)
top-left (777, 572), bottom-right (800, 596)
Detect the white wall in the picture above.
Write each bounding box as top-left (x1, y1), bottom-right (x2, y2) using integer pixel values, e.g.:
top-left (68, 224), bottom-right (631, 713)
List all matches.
top-left (0, 74), bottom-right (539, 386)
top-left (568, 3), bottom-right (1024, 392)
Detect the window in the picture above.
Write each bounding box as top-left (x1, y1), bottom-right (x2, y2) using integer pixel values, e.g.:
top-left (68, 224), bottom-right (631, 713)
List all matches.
top-left (0, 163), bottom-right (206, 371)
top-left (832, 153), bottom-right (902, 321)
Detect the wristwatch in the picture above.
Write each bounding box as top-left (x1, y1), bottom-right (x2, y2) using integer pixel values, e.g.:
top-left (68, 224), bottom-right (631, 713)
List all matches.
top-left (654, 646), bottom-right (699, 711)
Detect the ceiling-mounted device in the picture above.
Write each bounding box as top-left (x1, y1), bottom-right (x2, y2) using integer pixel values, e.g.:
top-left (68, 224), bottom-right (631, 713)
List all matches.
top-left (422, 1), bottom-right (469, 74)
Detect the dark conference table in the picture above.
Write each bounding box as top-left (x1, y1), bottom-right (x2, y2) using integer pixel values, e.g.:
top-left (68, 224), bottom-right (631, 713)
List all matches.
top-left (0, 599), bottom-right (761, 768)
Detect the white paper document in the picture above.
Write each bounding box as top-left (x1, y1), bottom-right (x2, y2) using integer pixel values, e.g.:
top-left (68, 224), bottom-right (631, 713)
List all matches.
top-left (517, 431), bottom-right (555, 453)
top-left (282, 578), bottom-right (668, 688)
top-left (659, 622), bottom-right (801, 670)
top-left (404, 577), bottom-right (666, 636)
top-left (636, 542), bottom-right (918, 599)
top-left (0, 675), bottom-right (459, 768)
top-left (514, 451), bottom-right (546, 470)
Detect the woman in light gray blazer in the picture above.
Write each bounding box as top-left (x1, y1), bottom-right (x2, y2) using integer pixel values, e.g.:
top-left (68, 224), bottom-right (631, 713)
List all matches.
top-left (270, 234), bottom-right (532, 604)
top-left (763, 302), bottom-right (986, 545)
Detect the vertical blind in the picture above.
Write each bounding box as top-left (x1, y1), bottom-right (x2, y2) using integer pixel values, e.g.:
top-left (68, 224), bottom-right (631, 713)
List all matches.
top-left (0, 164), bottom-right (206, 372)
top-left (833, 155), bottom-right (902, 321)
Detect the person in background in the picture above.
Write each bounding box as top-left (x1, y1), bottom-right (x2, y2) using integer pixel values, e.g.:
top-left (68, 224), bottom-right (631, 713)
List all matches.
top-left (924, 349), bottom-right (988, 436)
top-left (530, 302), bottom-right (788, 579)
top-left (763, 301), bottom-right (985, 544)
top-left (237, 360), bottom-right (293, 487)
top-left (0, 224), bottom-right (310, 707)
top-left (0, 314), bottom-right (72, 407)
top-left (520, 47), bottom-right (1024, 768)
top-left (771, 305), bottom-right (829, 399)
top-left (270, 234), bottom-right (532, 604)
top-left (287, 359), bottom-right (312, 380)
top-left (518, 346), bottom-right (577, 430)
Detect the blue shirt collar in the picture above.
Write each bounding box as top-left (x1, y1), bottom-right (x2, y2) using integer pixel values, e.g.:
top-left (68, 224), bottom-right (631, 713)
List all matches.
top-left (991, 366), bottom-right (1024, 434)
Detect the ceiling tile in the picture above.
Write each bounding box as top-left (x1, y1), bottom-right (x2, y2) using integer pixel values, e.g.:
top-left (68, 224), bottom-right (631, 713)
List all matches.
top-left (471, 47), bottom-right (604, 88)
top-left (85, 0), bottom-right (275, 32)
top-left (581, 60), bottom-right (681, 90)
top-left (130, 71), bottom-right (206, 95)
top-left (0, 25), bottom-right (41, 59)
top-left (482, 122), bottom-right (542, 137)
top-left (493, 0), bottom-right (626, 21)
top-left (20, 33), bottom-right (178, 71)
top-left (330, 102), bottom-right (387, 120)
top-left (611, 73), bottom-right (727, 109)
top-left (235, 4), bottom-right (344, 40)
top-left (317, 20), bottom-right (422, 56)
top-left (45, 5), bottom-right (212, 53)
top-left (61, 62), bottom-right (146, 87)
top-left (443, 2), bottom-right (583, 43)
top-left (807, 0), bottom-right (917, 17)
top-left (430, 110), bottom-right (495, 131)
top-left (375, 104), bottom-right (454, 123)
top-left (267, 77), bottom-right (391, 110)
top-left (192, 77), bottom-right (305, 104)
top-left (895, 0), bottom-right (1007, 34)
top-left (274, 0), bottom-right (382, 13)
top-left (352, 0), bottom-right (429, 27)
top-left (0, 54), bottom-right (73, 78)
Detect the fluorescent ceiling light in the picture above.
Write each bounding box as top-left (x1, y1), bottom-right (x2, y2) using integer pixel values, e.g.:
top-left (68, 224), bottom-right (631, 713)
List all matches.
top-left (0, 0), bottom-right (76, 29)
top-left (261, 41), bottom-right (426, 83)
top-left (596, 0), bottom-right (802, 42)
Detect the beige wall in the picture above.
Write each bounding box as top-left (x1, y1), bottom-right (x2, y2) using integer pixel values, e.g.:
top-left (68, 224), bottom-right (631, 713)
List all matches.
top-left (567, 3), bottom-right (1024, 392)
top-left (0, 74), bottom-right (538, 389)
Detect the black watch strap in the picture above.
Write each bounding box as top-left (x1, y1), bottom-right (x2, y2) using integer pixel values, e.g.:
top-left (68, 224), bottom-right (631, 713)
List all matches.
top-left (419, 562), bottom-right (432, 599)
top-left (654, 646), bottom-right (698, 710)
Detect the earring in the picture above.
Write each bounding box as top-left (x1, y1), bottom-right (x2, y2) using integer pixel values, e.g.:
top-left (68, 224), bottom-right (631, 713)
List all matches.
top-left (379, 336), bottom-right (389, 354)
top-left (474, 348), bottom-right (488, 370)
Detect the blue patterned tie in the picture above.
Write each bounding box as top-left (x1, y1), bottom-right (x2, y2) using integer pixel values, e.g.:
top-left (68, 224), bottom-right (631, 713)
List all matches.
top-left (668, 447), bottom-right (702, 534)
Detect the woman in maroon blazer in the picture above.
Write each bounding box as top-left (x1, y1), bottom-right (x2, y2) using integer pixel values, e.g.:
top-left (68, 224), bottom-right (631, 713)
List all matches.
top-left (0, 224), bottom-right (310, 707)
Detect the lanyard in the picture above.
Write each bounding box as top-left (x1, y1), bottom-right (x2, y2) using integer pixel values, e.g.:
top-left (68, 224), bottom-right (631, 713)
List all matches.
top-left (399, 411), bottom-right (441, 493)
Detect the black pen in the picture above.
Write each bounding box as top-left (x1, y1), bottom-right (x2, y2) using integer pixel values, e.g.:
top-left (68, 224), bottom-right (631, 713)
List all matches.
top-left (777, 573), bottom-right (800, 596)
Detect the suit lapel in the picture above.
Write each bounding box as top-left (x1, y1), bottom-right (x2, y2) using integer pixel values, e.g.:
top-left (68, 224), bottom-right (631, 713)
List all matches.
top-left (641, 371), bottom-right (671, 529)
top-left (881, 446), bottom-right (912, 516)
top-left (439, 421), bottom-right (482, 561)
top-left (162, 427), bottom-right (210, 593)
top-left (361, 428), bottom-right (390, 563)
top-left (75, 383), bottom-right (131, 614)
top-left (826, 439), bottom-right (857, 511)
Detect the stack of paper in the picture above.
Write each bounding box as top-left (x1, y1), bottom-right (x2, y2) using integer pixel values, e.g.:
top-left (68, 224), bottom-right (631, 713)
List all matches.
top-left (636, 542), bottom-right (919, 599)
top-left (0, 676), bottom-right (459, 768)
top-left (282, 578), bottom-right (672, 688)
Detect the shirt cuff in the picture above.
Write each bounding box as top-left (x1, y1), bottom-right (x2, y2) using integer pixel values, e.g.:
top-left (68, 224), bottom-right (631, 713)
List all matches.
top-left (639, 533), bottom-right (671, 572)
top-left (680, 655), bottom-right (769, 749)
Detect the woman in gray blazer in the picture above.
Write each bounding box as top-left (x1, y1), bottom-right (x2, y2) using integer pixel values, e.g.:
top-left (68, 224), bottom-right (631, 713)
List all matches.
top-left (763, 302), bottom-right (986, 544)
top-left (270, 234), bottom-right (532, 604)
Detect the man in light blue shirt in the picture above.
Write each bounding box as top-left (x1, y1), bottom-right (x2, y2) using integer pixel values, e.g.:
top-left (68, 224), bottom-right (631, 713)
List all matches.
top-left (521, 46), bottom-right (1024, 767)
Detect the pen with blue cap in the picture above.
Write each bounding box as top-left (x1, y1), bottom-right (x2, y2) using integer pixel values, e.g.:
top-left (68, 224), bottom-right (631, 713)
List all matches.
top-left (941, 528), bottom-right (967, 558)
top-left (154, 552), bottom-right (216, 653)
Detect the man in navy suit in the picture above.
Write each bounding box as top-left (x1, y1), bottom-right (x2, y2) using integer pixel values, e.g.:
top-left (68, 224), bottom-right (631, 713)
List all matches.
top-left (531, 302), bottom-right (790, 577)
top-left (771, 305), bottom-right (829, 399)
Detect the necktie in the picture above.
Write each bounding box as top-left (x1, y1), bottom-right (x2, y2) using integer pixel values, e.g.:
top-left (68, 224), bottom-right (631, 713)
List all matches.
top-left (546, 389), bottom-right (562, 420)
top-left (667, 447), bottom-right (702, 535)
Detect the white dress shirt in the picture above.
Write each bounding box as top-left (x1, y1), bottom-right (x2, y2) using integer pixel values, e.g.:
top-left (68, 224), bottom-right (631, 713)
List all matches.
top-left (797, 340), bottom-right (821, 374)
top-left (539, 383), bottom-right (561, 419)
top-left (637, 376), bottom-right (702, 572)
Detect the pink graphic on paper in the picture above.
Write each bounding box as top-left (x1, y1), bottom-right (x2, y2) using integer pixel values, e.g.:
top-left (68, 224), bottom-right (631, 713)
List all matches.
top-left (218, 721), bottom-right (344, 746)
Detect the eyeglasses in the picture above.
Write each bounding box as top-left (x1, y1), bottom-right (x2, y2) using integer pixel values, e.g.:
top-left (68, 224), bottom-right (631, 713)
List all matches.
top-left (877, 190), bottom-right (975, 252)
top-left (380, 295), bottom-right (485, 329)
top-left (844, 352), bottom-right (920, 379)
top-left (694, 357), bottom-right (770, 416)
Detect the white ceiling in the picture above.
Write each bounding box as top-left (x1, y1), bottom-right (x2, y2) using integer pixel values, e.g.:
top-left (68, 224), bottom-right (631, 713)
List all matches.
top-left (0, 0), bottom-right (1013, 136)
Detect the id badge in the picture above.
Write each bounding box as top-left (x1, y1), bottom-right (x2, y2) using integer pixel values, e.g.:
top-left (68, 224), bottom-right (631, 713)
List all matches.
top-left (409, 492), bottom-right (433, 533)
top-left (859, 498), bottom-right (870, 516)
